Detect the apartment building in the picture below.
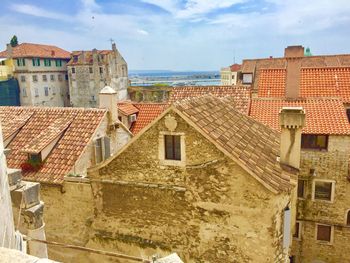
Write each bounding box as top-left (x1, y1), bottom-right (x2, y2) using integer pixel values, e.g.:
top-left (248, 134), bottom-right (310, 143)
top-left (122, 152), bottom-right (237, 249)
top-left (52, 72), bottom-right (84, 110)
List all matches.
top-left (67, 43), bottom-right (128, 108)
top-left (0, 43), bottom-right (71, 107)
top-left (220, 63), bottom-right (241, 85)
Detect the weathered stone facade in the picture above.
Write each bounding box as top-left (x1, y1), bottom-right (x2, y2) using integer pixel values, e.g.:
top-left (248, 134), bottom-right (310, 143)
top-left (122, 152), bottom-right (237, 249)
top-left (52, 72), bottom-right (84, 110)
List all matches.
top-left (87, 110), bottom-right (292, 262)
top-left (68, 44), bottom-right (128, 108)
top-left (291, 135), bottom-right (350, 262)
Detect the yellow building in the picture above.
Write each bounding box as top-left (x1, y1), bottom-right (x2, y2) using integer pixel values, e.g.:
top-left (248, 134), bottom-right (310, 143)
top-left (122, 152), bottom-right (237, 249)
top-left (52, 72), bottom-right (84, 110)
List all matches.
top-left (0, 57), bottom-right (14, 81)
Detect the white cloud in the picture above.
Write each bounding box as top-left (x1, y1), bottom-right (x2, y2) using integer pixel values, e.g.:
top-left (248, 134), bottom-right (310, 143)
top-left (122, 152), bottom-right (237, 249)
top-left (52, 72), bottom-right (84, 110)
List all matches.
top-left (137, 29), bottom-right (149, 36)
top-left (10, 4), bottom-right (70, 21)
top-left (141, 0), bottom-right (179, 13)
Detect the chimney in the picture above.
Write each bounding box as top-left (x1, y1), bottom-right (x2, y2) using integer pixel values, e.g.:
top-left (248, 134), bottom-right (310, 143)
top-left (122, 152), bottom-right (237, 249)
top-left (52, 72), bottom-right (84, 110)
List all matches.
top-left (99, 86), bottom-right (118, 123)
top-left (51, 50), bottom-right (55, 57)
top-left (112, 43), bottom-right (116, 52)
top-left (284, 46), bottom-right (304, 98)
top-left (6, 44), bottom-right (12, 58)
top-left (279, 107), bottom-right (305, 169)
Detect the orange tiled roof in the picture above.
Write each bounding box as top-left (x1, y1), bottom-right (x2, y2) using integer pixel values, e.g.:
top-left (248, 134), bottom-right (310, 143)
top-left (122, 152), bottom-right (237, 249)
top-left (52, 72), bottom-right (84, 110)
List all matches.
top-left (118, 102), bottom-right (139, 116)
top-left (130, 103), bottom-right (169, 134)
top-left (250, 98), bottom-right (350, 135)
top-left (0, 43), bottom-right (70, 59)
top-left (258, 69), bottom-right (286, 97)
top-left (0, 107), bottom-right (106, 184)
top-left (300, 67), bottom-right (350, 102)
top-left (174, 95), bottom-right (291, 193)
top-left (168, 86), bottom-right (251, 114)
top-left (230, 63), bottom-right (241, 72)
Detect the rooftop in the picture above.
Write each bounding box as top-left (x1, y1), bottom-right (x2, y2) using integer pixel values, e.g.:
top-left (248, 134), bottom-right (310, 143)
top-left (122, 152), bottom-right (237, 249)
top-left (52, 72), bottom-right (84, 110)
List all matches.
top-left (250, 98), bottom-right (350, 135)
top-left (0, 43), bottom-right (70, 59)
top-left (0, 106), bottom-right (106, 184)
top-left (67, 50), bottom-right (113, 65)
top-left (174, 95), bottom-right (291, 193)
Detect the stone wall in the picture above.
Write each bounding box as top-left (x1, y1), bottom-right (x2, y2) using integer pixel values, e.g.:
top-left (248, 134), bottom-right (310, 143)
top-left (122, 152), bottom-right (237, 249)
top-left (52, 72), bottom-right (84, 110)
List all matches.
top-left (89, 110), bottom-right (291, 262)
top-left (292, 135), bottom-right (350, 262)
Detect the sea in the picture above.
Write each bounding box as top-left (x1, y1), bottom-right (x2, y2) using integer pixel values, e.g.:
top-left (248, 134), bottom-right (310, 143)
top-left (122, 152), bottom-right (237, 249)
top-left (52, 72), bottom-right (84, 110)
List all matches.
top-left (129, 70), bottom-right (221, 86)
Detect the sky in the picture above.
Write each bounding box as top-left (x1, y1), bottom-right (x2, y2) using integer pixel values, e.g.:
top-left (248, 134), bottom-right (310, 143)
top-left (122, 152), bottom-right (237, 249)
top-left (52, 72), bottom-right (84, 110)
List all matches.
top-left (1, 0), bottom-right (350, 71)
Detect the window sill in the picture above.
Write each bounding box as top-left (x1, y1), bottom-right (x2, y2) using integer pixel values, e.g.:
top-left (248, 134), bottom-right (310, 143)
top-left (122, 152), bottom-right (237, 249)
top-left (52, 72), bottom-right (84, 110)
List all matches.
top-left (301, 148), bottom-right (328, 152)
top-left (316, 240), bottom-right (333, 246)
top-left (159, 159), bottom-right (185, 167)
top-left (312, 199), bottom-right (334, 204)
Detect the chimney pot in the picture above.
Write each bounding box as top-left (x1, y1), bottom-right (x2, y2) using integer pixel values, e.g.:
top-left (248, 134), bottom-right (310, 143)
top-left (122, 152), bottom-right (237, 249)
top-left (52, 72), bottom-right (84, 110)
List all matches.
top-left (284, 45), bottom-right (304, 58)
top-left (279, 107), bottom-right (305, 169)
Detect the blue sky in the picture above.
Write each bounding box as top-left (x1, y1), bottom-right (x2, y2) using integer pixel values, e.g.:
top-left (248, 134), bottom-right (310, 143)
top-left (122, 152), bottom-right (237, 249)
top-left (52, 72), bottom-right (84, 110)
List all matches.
top-left (1, 0), bottom-right (350, 71)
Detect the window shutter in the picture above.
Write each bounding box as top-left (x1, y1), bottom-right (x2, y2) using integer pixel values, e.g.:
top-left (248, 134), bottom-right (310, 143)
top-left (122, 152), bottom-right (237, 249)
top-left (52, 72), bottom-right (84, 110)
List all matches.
top-left (94, 138), bottom-right (103, 164)
top-left (104, 136), bottom-right (111, 159)
top-left (17, 59), bottom-right (20, 66)
top-left (23, 59), bottom-right (25, 66)
top-left (32, 59), bottom-right (35, 66)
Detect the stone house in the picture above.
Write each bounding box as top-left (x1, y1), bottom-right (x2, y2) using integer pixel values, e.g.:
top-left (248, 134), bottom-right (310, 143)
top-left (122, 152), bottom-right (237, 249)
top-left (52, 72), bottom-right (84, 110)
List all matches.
top-left (0, 43), bottom-right (71, 107)
top-left (220, 63), bottom-right (241, 85)
top-left (87, 95), bottom-right (303, 262)
top-left (0, 87), bottom-right (132, 261)
top-left (67, 43), bottom-right (128, 108)
top-left (241, 46), bottom-right (350, 263)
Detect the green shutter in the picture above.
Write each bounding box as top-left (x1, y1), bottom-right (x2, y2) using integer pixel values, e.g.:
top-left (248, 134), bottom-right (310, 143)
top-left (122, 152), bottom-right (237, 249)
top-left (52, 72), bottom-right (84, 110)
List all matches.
top-left (32, 59), bottom-right (35, 66)
top-left (17, 59), bottom-right (20, 66)
top-left (22, 59), bottom-right (25, 66)
top-left (37, 58), bottom-right (40, 66)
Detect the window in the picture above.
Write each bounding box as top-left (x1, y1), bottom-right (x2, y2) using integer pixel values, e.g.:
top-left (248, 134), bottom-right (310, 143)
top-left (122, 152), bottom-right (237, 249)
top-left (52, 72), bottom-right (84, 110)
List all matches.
top-left (301, 134), bottom-right (328, 150)
top-left (58, 74), bottom-right (63, 81)
top-left (44, 59), bottom-right (51, 66)
top-left (94, 137), bottom-right (111, 164)
top-left (316, 224), bottom-right (332, 242)
top-left (52, 86), bottom-right (56, 95)
top-left (91, 95), bottom-right (96, 101)
top-left (65, 74), bottom-right (68, 80)
top-left (34, 88), bottom-right (39, 97)
top-left (298, 180), bottom-right (306, 198)
top-left (313, 180), bottom-right (335, 202)
top-left (29, 153), bottom-right (42, 163)
top-left (164, 135), bottom-right (181, 160)
top-left (16, 58), bottom-right (25, 67)
top-left (293, 221), bottom-right (301, 239)
top-left (32, 58), bottom-right (40, 66)
top-left (347, 210), bottom-right (350, 226)
top-left (32, 75), bottom-right (38, 82)
top-left (99, 67), bottom-right (103, 74)
top-left (50, 74), bottom-right (55, 81)
top-left (44, 87), bottom-right (49, 96)
top-left (20, 75), bottom-right (26, 82)
top-left (242, 73), bottom-right (253, 84)
top-left (22, 88), bottom-right (27, 97)
top-left (71, 67), bottom-right (75, 74)
top-left (89, 67), bottom-right (93, 74)
top-left (55, 59), bottom-right (62, 67)
top-left (42, 75), bottom-right (47, 82)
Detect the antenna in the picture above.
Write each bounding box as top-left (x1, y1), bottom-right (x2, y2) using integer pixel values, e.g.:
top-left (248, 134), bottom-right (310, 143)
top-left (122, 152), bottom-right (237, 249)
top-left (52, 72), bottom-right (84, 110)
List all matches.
top-left (233, 49), bottom-right (236, 64)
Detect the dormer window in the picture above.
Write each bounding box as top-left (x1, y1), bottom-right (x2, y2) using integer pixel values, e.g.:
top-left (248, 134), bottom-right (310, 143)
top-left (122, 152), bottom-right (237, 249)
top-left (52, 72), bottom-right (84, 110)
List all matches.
top-left (165, 135), bottom-right (181, 160)
top-left (159, 131), bottom-right (186, 166)
top-left (29, 153), bottom-right (42, 163)
top-left (242, 73), bottom-right (253, 84)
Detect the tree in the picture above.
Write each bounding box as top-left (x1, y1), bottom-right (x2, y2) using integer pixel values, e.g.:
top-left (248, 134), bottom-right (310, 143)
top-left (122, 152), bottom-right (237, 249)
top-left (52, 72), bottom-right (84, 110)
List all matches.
top-left (10, 35), bottom-right (18, 47)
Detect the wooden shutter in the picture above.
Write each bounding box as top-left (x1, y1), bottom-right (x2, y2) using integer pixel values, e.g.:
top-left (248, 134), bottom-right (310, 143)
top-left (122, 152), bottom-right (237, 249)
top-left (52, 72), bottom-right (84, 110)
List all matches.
top-left (104, 136), bottom-right (111, 160)
top-left (317, 225), bottom-right (331, 241)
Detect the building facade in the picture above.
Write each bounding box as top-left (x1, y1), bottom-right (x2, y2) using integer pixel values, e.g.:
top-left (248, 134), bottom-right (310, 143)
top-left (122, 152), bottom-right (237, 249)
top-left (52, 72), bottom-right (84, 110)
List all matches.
top-left (0, 43), bottom-right (71, 107)
top-left (220, 63), bottom-right (241, 85)
top-left (67, 43), bottom-right (128, 108)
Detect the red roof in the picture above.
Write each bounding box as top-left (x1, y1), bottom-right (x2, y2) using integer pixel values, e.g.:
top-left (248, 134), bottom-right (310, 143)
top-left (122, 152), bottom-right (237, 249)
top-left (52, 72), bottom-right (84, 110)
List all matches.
top-left (258, 69), bottom-right (286, 97)
top-left (130, 103), bottom-right (169, 134)
top-left (249, 98), bottom-right (350, 135)
top-left (168, 86), bottom-right (251, 114)
top-left (0, 107), bottom-right (106, 184)
top-left (67, 50), bottom-right (113, 65)
top-left (118, 102), bottom-right (139, 116)
top-left (300, 68), bottom-right (350, 102)
top-left (230, 63), bottom-right (241, 72)
top-left (0, 43), bottom-right (70, 59)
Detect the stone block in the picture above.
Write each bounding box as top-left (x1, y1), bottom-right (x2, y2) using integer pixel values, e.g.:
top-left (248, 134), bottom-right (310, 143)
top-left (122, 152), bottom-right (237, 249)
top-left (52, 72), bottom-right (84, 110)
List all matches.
top-left (7, 168), bottom-right (22, 188)
top-left (11, 182), bottom-right (40, 209)
top-left (23, 201), bottom-right (44, 229)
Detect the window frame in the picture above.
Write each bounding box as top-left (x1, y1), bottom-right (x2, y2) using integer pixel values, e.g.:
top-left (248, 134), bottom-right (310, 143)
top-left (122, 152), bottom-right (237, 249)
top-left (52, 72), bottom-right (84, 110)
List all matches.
top-left (242, 73), bottom-right (253, 84)
top-left (32, 58), bottom-right (40, 67)
top-left (20, 75), bottom-right (26, 82)
top-left (164, 135), bottom-right (181, 161)
top-left (301, 134), bottom-right (328, 151)
top-left (17, 58), bottom-right (25, 67)
top-left (293, 221), bottom-right (302, 240)
top-left (44, 87), bottom-right (49, 96)
top-left (32, 75), bottom-right (38, 82)
top-left (312, 179), bottom-right (335, 203)
top-left (58, 74), bottom-right (63, 81)
top-left (297, 179), bottom-right (307, 199)
top-left (55, 59), bottom-right (62, 67)
top-left (159, 131), bottom-right (186, 167)
top-left (42, 75), bottom-right (47, 82)
top-left (44, 58), bottom-right (51, 67)
top-left (71, 67), bottom-right (76, 74)
top-left (50, 74), bottom-right (55, 81)
top-left (315, 224), bottom-right (333, 244)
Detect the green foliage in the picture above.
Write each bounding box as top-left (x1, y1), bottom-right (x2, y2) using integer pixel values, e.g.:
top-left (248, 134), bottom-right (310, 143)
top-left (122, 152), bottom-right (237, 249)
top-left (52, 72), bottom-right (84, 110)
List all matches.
top-left (10, 35), bottom-right (18, 47)
top-left (153, 83), bottom-right (169, 87)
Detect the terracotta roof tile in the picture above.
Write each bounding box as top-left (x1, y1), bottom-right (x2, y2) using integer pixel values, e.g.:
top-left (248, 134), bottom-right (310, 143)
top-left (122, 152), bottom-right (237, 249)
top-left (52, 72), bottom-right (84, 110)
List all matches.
top-left (130, 103), bottom-right (169, 134)
top-left (0, 43), bottom-right (70, 59)
top-left (0, 107), bottom-right (106, 184)
top-left (118, 102), bottom-right (139, 116)
top-left (300, 67), bottom-right (350, 102)
top-left (174, 95), bottom-right (291, 193)
top-left (250, 98), bottom-right (350, 135)
top-left (168, 86), bottom-right (251, 114)
top-left (230, 63), bottom-right (241, 71)
top-left (258, 69), bottom-right (286, 97)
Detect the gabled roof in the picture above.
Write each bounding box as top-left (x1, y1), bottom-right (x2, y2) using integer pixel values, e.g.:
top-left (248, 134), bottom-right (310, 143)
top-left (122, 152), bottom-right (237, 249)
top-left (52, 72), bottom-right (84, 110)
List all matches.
top-left (250, 98), bottom-right (350, 135)
top-left (0, 43), bottom-right (70, 59)
top-left (118, 102), bottom-right (139, 116)
top-left (0, 107), bottom-right (106, 184)
top-left (173, 95), bottom-right (291, 193)
top-left (168, 86), bottom-right (251, 114)
top-left (130, 103), bottom-right (169, 134)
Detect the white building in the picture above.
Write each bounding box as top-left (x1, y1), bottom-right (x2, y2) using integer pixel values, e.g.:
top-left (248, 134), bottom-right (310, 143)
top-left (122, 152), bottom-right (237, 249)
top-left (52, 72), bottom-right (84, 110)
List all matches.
top-left (220, 63), bottom-right (241, 85)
